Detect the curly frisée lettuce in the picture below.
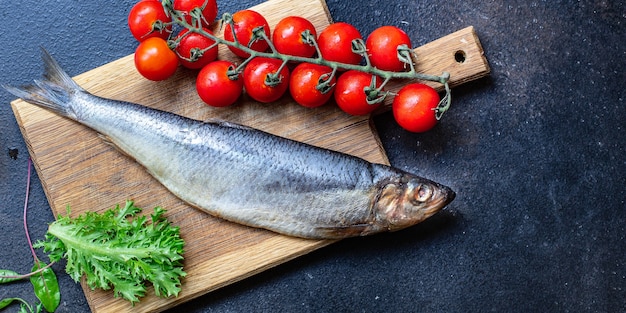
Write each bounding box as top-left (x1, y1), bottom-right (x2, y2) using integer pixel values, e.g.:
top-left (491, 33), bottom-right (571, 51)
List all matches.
top-left (34, 200), bottom-right (186, 304)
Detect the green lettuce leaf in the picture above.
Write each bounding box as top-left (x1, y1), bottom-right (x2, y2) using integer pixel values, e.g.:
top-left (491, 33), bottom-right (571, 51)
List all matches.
top-left (35, 200), bottom-right (186, 305)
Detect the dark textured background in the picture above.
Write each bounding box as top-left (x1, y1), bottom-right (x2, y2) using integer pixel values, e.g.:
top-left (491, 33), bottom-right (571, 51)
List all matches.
top-left (1, 1), bottom-right (625, 312)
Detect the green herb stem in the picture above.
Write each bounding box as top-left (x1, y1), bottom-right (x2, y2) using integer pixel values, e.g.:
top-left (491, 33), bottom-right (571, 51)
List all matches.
top-left (23, 158), bottom-right (36, 262)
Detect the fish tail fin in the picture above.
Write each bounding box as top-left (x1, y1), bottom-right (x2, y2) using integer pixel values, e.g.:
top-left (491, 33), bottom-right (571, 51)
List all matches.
top-left (3, 48), bottom-right (82, 119)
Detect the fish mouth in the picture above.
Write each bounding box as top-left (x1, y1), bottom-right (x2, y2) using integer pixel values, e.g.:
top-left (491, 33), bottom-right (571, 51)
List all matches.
top-left (424, 183), bottom-right (456, 216)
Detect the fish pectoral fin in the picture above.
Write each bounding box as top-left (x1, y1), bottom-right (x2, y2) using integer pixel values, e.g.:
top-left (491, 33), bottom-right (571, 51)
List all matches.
top-left (314, 223), bottom-right (374, 239)
top-left (97, 133), bottom-right (135, 160)
top-left (97, 133), bottom-right (113, 146)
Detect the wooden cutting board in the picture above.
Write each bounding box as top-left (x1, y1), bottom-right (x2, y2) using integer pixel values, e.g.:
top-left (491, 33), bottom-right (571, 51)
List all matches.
top-left (10, 0), bottom-right (489, 311)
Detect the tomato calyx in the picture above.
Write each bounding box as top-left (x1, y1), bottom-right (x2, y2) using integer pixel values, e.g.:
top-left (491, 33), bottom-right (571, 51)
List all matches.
top-left (363, 75), bottom-right (389, 105)
top-left (264, 60), bottom-right (289, 87)
top-left (174, 41), bottom-right (218, 64)
top-left (301, 29), bottom-right (317, 47)
top-left (150, 20), bottom-right (172, 38)
top-left (188, 47), bottom-right (206, 62)
top-left (351, 38), bottom-right (368, 58)
top-left (316, 71), bottom-right (336, 94)
top-left (250, 26), bottom-right (272, 48)
top-left (188, 6), bottom-right (210, 27)
top-left (226, 64), bottom-right (241, 80)
top-left (396, 45), bottom-right (415, 68)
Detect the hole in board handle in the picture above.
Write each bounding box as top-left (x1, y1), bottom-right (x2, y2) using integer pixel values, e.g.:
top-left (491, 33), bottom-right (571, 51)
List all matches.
top-left (454, 50), bottom-right (466, 63)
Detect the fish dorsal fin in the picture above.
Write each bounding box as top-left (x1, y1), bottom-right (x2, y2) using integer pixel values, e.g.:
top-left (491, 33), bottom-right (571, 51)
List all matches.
top-left (204, 118), bottom-right (255, 131)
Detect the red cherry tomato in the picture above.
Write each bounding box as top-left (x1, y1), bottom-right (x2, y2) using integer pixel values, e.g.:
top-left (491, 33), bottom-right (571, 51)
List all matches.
top-left (175, 29), bottom-right (218, 69)
top-left (196, 60), bottom-right (243, 107)
top-left (128, 1), bottom-right (172, 42)
top-left (317, 22), bottom-right (363, 66)
top-left (392, 83), bottom-right (440, 132)
top-left (289, 63), bottom-right (335, 108)
top-left (173, 0), bottom-right (218, 27)
top-left (134, 37), bottom-right (179, 81)
top-left (365, 25), bottom-right (412, 72)
top-left (223, 10), bottom-right (271, 58)
top-left (243, 57), bottom-right (290, 103)
top-left (272, 16), bottom-right (317, 58)
top-left (334, 70), bottom-right (383, 115)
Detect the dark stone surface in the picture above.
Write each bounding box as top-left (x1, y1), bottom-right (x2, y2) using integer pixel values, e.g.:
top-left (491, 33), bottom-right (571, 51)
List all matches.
top-left (1, 0), bottom-right (624, 312)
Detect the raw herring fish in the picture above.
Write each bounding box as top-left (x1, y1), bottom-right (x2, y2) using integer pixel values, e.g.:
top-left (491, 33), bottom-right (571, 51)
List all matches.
top-left (5, 50), bottom-right (455, 239)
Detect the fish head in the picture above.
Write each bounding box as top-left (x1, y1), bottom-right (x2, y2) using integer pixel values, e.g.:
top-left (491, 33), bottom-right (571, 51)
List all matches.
top-left (375, 175), bottom-right (455, 232)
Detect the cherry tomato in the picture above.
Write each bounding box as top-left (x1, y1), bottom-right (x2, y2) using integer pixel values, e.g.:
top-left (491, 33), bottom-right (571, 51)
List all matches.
top-left (366, 25), bottom-right (412, 72)
top-left (134, 37), bottom-right (179, 81)
top-left (196, 60), bottom-right (243, 107)
top-left (128, 0), bottom-right (172, 42)
top-left (317, 22), bottom-right (363, 66)
top-left (223, 10), bottom-right (271, 58)
top-left (173, 0), bottom-right (218, 27)
top-left (243, 57), bottom-right (290, 103)
top-left (392, 83), bottom-right (440, 133)
top-left (334, 70), bottom-right (383, 115)
top-left (272, 16), bottom-right (317, 58)
top-left (289, 63), bottom-right (335, 108)
top-left (174, 29), bottom-right (218, 69)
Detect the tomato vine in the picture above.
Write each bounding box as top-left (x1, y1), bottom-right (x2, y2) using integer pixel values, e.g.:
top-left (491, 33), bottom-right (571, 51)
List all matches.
top-left (133, 0), bottom-right (454, 131)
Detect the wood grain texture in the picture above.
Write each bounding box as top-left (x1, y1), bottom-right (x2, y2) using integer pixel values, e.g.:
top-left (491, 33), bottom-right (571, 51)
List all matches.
top-left (10, 0), bottom-right (489, 312)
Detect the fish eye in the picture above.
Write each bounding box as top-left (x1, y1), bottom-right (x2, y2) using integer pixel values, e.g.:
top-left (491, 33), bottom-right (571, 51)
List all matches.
top-left (412, 183), bottom-right (433, 204)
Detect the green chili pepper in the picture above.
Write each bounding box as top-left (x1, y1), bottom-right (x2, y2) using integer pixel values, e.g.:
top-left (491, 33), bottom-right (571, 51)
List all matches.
top-left (30, 261), bottom-right (60, 313)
